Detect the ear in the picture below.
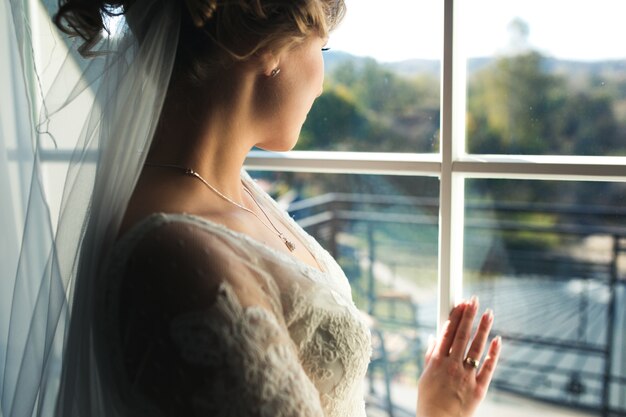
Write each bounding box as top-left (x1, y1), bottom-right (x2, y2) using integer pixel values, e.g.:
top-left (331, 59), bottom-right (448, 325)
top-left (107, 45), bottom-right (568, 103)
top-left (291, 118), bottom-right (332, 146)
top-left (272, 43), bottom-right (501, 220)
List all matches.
top-left (259, 50), bottom-right (281, 77)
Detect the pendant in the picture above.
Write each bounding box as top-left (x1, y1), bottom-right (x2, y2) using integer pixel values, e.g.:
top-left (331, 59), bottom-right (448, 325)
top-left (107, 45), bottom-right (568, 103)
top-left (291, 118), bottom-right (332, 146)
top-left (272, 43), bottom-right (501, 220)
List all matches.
top-left (281, 235), bottom-right (296, 252)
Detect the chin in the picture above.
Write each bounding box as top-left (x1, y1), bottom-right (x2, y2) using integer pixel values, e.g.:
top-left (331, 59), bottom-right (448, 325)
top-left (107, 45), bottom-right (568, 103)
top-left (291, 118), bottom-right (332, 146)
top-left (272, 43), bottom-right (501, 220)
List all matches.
top-left (256, 131), bottom-right (301, 152)
top-left (256, 141), bottom-right (298, 152)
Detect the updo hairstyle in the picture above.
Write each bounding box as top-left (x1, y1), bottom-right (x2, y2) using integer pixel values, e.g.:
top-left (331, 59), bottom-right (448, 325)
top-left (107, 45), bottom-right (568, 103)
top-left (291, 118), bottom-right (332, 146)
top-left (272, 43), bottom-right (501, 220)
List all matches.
top-left (54, 0), bottom-right (346, 83)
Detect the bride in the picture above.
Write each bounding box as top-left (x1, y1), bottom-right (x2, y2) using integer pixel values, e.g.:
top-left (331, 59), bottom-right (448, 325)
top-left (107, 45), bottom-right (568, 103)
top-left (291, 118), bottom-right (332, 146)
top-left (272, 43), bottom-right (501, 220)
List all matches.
top-left (3, 0), bottom-right (500, 416)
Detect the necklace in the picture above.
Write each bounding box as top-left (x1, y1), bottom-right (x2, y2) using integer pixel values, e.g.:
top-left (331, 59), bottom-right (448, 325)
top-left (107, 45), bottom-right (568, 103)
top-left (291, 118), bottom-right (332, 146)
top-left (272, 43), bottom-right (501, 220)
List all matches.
top-left (145, 162), bottom-right (296, 252)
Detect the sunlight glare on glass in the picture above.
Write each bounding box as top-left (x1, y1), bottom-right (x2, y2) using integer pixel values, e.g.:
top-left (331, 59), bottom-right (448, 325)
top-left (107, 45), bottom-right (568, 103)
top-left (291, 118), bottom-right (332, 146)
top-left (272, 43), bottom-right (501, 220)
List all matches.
top-left (465, 0), bottom-right (626, 61)
top-left (330, 0), bottom-right (443, 62)
top-left (331, 0), bottom-right (626, 62)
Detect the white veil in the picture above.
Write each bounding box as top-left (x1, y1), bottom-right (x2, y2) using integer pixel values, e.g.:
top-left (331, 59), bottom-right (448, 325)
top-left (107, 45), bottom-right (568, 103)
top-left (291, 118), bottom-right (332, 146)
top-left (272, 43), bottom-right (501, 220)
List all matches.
top-left (1, 0), bottom-right (180, 415)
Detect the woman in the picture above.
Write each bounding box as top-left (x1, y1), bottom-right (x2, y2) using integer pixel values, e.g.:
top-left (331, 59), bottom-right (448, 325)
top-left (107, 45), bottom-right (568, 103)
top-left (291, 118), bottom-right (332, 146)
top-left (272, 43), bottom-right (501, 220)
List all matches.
top-left (4, 0), bottom-right (500, 416)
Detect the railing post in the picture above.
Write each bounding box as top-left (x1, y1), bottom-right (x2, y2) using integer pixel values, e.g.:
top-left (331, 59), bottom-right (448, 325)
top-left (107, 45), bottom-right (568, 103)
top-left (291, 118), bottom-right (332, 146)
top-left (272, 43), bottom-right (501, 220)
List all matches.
top-left (577, 279), bottom-right (589, 343)
top-left (367, 223), bottom-right (376, 315)
top-left (329, 200), bottom-right (338, 259)
top-left (602, 234), bottom-right (619, 416)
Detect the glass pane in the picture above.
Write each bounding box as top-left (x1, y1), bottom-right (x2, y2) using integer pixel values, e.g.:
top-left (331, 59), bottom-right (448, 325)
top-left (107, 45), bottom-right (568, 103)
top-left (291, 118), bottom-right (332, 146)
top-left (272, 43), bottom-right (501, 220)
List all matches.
top-left (465, 179), bottom-right (626, 416)
top-left (464, 0), bottom-right (626, 156)
top-left (248, 170), bottom-right (439, 415)
top-left (295, 0), bottom-right (442, 153)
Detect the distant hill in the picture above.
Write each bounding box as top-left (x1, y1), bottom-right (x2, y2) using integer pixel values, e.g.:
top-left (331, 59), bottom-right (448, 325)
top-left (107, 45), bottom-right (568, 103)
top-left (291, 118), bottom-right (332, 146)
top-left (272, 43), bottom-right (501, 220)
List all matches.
top-left (323, 50), bottom-right (368, 73)
top-left (383, 59), bottom-right (440, 77)
top-left (324, 51), bottom-right (625, 79)
top-left (542, 58), bottom-right (626, 78)
top-left (323, 51), bottom-right (440, 76)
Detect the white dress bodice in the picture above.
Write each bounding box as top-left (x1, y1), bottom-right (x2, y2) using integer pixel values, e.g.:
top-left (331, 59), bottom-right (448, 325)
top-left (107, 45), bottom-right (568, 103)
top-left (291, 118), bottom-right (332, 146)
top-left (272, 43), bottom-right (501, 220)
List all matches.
top-left (101, 172), bottom-right (372, 417)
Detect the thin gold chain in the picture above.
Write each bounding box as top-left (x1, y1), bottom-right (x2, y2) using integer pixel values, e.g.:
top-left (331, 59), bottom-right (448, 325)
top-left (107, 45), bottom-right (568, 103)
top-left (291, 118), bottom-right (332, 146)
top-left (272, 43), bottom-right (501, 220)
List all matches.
top-left (145, 162), bottom-right (296, 252)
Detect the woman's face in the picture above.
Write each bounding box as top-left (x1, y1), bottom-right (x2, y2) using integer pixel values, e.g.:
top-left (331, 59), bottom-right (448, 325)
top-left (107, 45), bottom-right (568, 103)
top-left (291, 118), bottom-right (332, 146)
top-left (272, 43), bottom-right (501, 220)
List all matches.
top-left (254, 35), bottom-right (326, 151)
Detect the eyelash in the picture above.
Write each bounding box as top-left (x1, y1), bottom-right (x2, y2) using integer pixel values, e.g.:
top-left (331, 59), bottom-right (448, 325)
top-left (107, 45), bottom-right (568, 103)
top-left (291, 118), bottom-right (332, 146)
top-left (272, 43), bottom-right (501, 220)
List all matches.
top-left (322, 47), bottom-right (331, 52)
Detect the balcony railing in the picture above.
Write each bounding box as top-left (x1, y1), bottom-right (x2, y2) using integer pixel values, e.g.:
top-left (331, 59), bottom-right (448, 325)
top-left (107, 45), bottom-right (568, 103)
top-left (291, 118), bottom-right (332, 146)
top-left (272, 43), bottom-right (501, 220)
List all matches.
top-left (288, 193), bottom-right (626, 417)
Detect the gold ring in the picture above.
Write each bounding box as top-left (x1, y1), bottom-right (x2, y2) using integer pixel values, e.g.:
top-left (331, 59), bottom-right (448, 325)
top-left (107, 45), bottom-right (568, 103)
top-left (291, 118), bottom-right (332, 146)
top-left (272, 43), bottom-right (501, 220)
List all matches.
top-left (464, 356), bottom-right (479, 369)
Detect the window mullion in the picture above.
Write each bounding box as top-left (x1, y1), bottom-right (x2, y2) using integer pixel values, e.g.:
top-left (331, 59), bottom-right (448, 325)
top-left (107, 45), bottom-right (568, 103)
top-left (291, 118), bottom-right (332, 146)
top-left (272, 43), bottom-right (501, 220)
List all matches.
top-left (438, 0), bottom-right (467, 331)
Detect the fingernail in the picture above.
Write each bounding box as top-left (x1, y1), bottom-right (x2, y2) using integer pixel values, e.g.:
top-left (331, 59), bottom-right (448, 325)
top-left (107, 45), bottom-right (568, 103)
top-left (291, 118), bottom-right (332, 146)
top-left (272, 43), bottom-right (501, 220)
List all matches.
top-left (495, 335), bottom-right (502, 346)
top-left (470, 295), bottom-right (478, 310)
top-left (484, 308), bottom-right (494, 321)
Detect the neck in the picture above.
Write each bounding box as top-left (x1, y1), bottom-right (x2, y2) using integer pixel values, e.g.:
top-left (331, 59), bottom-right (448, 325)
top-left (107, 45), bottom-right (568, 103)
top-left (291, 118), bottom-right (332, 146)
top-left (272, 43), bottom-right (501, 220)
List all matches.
top-left (147, 70), bottom-right (257, 201)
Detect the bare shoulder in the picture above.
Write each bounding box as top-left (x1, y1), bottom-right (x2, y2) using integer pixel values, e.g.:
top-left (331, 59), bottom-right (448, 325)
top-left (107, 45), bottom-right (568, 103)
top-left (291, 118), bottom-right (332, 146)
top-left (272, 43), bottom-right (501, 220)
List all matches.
top-left (120, 218), bottom-right (274, 316)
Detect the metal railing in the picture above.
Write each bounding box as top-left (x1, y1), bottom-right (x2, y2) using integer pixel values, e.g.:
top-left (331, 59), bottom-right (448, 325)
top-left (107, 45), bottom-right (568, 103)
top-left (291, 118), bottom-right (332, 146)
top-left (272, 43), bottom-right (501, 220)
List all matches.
top-left (288, 192), bottom-right (626, 417)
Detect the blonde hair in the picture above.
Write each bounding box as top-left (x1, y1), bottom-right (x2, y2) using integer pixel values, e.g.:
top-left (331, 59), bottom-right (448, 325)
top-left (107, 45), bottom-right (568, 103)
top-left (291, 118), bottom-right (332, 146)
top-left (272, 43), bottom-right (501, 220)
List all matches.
top-left (55, 0), bottom-right (346, 81)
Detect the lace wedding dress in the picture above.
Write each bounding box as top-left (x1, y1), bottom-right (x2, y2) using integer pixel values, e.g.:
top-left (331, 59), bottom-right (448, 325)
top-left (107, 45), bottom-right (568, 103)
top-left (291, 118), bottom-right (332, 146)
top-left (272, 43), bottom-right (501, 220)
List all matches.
top-left (98, 171), bottom-right (372, 417)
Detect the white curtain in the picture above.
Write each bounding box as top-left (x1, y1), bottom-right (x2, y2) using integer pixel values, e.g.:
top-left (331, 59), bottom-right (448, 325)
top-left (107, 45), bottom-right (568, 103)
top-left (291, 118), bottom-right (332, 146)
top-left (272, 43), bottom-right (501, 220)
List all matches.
top-left (1, 0), bottom-right (68, 415)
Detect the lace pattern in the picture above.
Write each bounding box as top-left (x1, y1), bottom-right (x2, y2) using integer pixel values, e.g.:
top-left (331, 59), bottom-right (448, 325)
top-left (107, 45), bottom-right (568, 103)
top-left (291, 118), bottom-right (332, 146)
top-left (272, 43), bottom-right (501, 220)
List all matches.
top-left (102, 172), bottom-right (372, 417)
top-left (169, 283), bottom-right (325, 417)
top-left (285, 283), bottom-right (372, 416)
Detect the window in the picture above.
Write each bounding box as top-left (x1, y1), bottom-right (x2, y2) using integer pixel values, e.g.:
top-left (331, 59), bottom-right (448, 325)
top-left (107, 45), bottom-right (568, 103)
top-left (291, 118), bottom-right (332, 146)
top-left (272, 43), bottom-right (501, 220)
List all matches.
top-left (20, 0), bottom-right (626, 415)
top-left (246, 0), bottom-right (626, 415)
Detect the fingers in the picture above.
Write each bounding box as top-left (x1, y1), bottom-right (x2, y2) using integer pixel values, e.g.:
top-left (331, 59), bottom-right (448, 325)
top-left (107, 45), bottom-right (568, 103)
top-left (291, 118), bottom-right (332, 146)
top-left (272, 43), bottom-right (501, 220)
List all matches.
top-left (424, 334), bottom-right (436, 366)
top-left (477, 336), bottom-right (502, 388)
top-left (464, 308), bottom-right (494, 366)
top-left (433, 302), bottom-right (465, 358)
top-left (448, 296), bottom-right (479, 360)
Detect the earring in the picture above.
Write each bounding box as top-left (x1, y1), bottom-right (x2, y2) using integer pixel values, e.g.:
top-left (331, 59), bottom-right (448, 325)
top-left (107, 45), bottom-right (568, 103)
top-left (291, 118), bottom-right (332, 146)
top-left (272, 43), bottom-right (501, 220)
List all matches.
top-left (270, 67), bottom-right (281, 77)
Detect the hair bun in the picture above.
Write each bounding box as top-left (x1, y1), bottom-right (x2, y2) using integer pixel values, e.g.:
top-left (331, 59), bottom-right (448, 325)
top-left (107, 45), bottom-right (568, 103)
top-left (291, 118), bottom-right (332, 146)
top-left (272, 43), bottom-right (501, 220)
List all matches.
top-left (184, 0), bottom-right (218, 27)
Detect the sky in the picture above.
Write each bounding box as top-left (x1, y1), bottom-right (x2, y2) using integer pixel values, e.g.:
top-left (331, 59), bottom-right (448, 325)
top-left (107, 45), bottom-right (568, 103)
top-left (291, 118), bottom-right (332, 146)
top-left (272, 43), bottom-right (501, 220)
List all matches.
top-left (329, 0), bottom-right (626, 63)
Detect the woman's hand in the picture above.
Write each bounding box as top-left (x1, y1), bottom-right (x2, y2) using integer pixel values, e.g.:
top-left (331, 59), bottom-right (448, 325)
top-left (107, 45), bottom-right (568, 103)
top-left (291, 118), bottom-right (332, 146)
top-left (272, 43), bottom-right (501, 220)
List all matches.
top-left (416, 297), bottom-right (501, 417)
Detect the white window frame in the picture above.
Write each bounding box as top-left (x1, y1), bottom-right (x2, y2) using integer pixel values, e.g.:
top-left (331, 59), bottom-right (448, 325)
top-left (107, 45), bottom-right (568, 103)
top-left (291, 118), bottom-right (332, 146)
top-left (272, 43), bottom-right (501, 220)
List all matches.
top-left (245, 0), bottom-right (626, 330)
top-left (28, 0), bottom-right (626, 330)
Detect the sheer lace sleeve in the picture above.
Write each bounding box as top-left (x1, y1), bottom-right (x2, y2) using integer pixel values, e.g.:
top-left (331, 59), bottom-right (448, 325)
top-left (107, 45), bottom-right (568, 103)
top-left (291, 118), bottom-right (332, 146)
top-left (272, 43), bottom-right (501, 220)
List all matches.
top-left (113, 220), bottom-right (325, 417)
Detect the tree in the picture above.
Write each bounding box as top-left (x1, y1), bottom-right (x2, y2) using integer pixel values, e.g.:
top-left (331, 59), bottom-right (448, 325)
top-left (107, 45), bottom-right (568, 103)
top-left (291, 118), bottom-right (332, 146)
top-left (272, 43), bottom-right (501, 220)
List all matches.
top-left (468, 51), bottom-right (565, 154)
top-left (297, 88), bottom-right (366, 150)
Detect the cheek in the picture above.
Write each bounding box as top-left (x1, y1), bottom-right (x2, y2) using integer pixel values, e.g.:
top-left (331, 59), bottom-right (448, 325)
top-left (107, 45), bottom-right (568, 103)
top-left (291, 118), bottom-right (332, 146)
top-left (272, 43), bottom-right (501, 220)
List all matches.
top-left (313, 55), bottom-right (325, 96)
top-left (294, 59), bottom-right (323, 113)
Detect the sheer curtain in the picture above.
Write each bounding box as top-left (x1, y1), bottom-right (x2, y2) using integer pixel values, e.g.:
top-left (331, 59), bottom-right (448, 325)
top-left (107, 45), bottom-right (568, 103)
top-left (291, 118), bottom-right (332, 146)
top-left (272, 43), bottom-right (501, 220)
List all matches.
top-left (1, 0), bottom-right (65, 415)
top-left (1, 0), bottom-right (180, 415)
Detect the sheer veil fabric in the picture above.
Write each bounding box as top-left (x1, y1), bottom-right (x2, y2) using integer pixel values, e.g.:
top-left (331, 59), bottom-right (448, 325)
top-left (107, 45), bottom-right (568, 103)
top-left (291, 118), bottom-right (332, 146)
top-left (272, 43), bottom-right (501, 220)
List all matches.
top-left (2, 1), bottom-right (180, 416)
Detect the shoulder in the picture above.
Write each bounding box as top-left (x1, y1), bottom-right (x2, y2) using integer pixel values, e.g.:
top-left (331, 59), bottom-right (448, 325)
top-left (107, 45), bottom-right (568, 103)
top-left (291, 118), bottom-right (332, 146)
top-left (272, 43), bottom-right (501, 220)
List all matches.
top-left (119, 214), bottom-right (276, 316)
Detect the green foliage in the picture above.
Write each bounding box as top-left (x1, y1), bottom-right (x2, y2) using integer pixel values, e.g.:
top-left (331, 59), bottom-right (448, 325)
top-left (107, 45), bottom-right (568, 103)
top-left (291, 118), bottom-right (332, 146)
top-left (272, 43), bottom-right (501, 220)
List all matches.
top-left (557, 92), bottom-right (619, 155)
top-left (298, 59), bottom-right (440, 152)
top-left (504, 213), bottom-right (561, 249)
top-left (467, 51), bottom-right (624, 155)
top-left (468, 52), bottom-right (562, 153)
top-left (296, 88), bottom-right (366, 150)
top-left (295, 50), bottom-right (626, 254)
top-left (304, 50), bottom-right (625, 156)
